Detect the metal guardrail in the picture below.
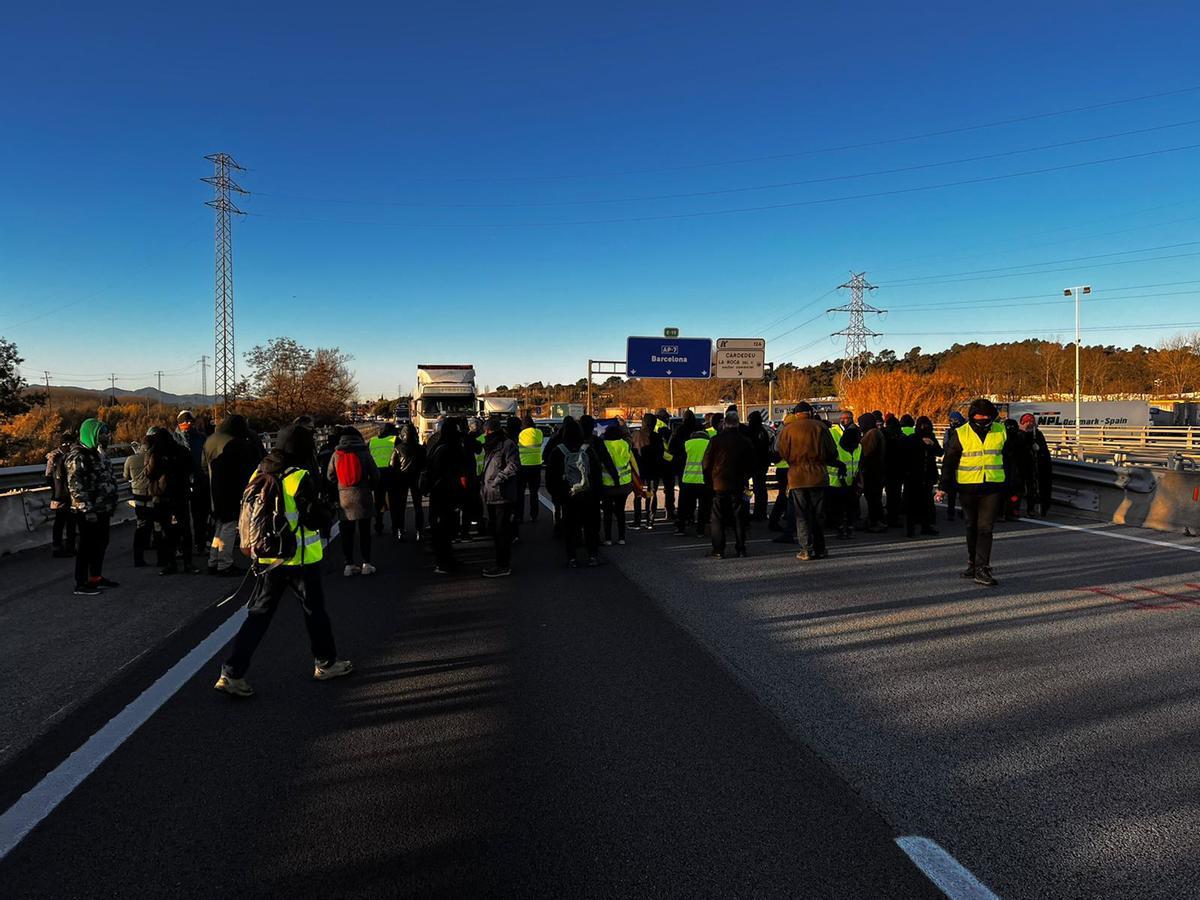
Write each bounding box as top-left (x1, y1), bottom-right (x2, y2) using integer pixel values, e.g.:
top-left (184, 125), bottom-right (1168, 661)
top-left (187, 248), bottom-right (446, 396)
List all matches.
top-left (1039, 425), bottom-right (1199, 469)
top-left (0, 458), bottom-right (127, 494)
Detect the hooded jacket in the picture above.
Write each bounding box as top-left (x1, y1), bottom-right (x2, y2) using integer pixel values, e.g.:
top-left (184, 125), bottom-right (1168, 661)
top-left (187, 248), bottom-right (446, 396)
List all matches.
top-left (775, 412), bottom-right (838, 490)
top-left (702, 425), bottom-right (755, 492)
top-left (145, 429), bottom-right (194, 501)
top-left (203, 414), bottom-right (266, 521)
top-left (326, 431), bottom-right (379, 521)
top-left (857, 413), bottom-right (886, 476)
top-left (480, 431), bottom-right (521, 504)
top-left (391, 422), bottom-right (426, 480)
top-left (65, 419), bottom-right (118, 515)
top-left (938, 400), bottom-right (1017, 494)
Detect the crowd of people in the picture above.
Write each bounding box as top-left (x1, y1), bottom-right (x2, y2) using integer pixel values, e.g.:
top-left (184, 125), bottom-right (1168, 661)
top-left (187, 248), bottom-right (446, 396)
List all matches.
top-left (39, 399), bottom-right (1054, 696)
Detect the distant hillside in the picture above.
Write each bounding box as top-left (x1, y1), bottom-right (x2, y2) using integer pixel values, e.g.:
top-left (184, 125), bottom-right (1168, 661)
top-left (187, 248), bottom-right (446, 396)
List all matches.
top-left (29, 385), bottom-right (212, 409)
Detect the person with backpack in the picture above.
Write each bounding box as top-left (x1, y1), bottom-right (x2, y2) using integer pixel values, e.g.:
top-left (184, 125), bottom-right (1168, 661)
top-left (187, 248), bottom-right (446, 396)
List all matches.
top-left (326, 427), bottom-right (380, 576)
top-left (599, 422), bottom-right (637, 546)
top-left (145, 426), bottom-right (199, 576)
top-left (65, 419), bottom-right (119, 596)
top-left (420, 417), bottom-right (472, 574)
top-left (480, 417), bottom-right (520, 577)
top-left (215, 424), bottom-right (351, 697)
top-left (631, 413), bottom-right (663, 530)
top-left (546, 416), bottom-right (602, 567)
top-left (390, 421), bottom-right (426, 540)
top-left (45, 429), bottom-right (77, 558)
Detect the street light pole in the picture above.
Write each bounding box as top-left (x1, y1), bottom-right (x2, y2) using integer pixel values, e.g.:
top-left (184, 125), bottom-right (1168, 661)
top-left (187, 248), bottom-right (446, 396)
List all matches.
top-left (1064, 285), bottom-right (1092, 455)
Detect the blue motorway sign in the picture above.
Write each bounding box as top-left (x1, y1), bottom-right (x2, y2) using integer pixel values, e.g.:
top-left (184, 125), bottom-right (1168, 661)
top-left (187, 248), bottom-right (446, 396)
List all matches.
top-left (626, 336), bottom-right (712, 379)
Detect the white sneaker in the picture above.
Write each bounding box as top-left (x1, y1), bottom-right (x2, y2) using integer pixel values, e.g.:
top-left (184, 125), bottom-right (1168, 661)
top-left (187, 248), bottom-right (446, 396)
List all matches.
top-left (214, 672), bottom-right (254, 697)
top-left (314, 659), bottom-right (354, 680)
top-left (343, 564), bottom-right (360, 577)
top-left (359, 562), bottom-right (377, 575)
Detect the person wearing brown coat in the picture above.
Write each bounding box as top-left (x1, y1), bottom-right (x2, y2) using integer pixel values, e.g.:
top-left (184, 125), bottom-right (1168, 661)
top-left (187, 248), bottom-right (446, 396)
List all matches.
top-left (702, 411), bottom-right (755, 558)
top-left (775, 402), bottom-right (838, 560)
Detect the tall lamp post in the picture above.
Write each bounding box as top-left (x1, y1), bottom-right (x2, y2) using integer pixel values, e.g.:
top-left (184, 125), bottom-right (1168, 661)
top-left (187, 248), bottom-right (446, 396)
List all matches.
top-left (1063, 284), bottom-right (1092, 454)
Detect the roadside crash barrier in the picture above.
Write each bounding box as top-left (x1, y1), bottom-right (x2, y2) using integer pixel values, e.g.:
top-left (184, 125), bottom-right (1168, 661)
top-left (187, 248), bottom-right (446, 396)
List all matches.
top-left (1050, 459), bottom-right (1200, 536)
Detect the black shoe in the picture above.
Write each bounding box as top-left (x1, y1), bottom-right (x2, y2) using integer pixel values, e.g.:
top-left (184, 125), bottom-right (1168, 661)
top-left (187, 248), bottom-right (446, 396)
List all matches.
top-left (180, 564), bottom-right (201, 575)
top-left (921, 526), bottom-right (939, 536)
top-left (672, 529), bottom-right (687, 536)
top-left (73, 584), bottom-right (102, 596)
top-left (961, 565), bottom-right (976, 579)
top-left (97, 577), bottom-right (120, 589)
top-left (586, 557), bottom-right (599, 567)
top-left (772, 533), bottom-right (796, 544)
top-left (974, 566), bottom-right (998, 587)
top-left (767, 521), bottom-right (782, 532)
top-left (158, 565), bottom-right (178, 576)
top-left (735, 548), bottom-right (748, 558)
top-left (51, 547), bottom-right (73, 558)
top-left (814, 549), bottom-right (829, 559)
top-left (207, 565), bottom-right (219, 576)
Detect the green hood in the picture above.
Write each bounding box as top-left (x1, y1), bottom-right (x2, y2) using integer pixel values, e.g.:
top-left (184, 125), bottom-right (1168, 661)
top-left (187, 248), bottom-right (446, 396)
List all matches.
top-left (79, 418), bottom-right (107, 450)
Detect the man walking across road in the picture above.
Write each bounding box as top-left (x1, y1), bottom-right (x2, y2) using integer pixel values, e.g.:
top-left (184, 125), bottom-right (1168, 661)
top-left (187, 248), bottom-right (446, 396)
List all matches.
top-left (776, 402), bottom-right (838, 561)
top-left (703, 411), bottom-right (754, 558)
top-left (936, 398), bottom-right (1017, 587)
top-left (215, 424), bottom-right (352, 697)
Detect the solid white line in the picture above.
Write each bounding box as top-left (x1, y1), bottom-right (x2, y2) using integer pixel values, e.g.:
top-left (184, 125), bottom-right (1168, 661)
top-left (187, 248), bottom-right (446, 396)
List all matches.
top-left (896, 836), bottom-right (999, 899)
top-left (0, 608), bottom-right (246, 860)
top-left (1023, 516), bottom-right (1200, 553)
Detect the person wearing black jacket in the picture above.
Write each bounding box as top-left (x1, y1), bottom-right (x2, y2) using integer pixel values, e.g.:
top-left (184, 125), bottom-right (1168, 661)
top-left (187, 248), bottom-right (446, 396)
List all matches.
top-left (1018, 414), bottom-right (1053, 517)
top-left (203, 413), bottom-right (264, 575)
top-left (545, 416), bottom-right (602, 566)
top-left (420, 418), bottom-right (472, 574)
top-left (937, 398), bottom-right (1018, 586)
top-left (743, 411), bottom-right (772, 521)
top-left (882, 415), bottom-right (905, 527)
top-left (901, 416), bottom-right (941, 538)
top-left (390, 421), bottom-right (426, 540)
top-left (654, 408), bottom-right (677, 522)
top-left (542, 422), bottom-right (566, 536)
top-left (45, 430), bottom-right (76, 557)
top-left (631, 413), bottom-right (664, 530)
top-left (703, 411), bottom-right (754, 558)
top-left (667, 410), bottom-right (698, 529)
top-left (145, 427), bottom-right (199, 576)
top-left (215, 424), bottom-right (351, 697)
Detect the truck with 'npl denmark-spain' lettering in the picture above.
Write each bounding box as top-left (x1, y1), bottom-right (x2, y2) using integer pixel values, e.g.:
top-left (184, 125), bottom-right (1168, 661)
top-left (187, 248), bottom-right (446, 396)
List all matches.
top-left (414, 365), bottom-right (477, 441)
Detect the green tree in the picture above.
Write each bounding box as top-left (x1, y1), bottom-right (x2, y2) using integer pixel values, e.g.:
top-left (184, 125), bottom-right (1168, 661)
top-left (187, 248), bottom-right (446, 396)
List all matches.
top-left (0, 338), bottom-right (42, 420)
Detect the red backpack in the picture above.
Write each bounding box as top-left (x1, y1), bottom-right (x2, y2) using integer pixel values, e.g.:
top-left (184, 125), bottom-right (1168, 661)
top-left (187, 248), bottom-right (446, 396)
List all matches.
top-left (334, 449), bottom-right (363, 487)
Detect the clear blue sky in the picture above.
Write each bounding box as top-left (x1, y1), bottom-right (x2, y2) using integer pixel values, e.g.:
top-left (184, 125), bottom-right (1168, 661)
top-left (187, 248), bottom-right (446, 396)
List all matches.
top-left (2, 1), bottom-right (1199, 399)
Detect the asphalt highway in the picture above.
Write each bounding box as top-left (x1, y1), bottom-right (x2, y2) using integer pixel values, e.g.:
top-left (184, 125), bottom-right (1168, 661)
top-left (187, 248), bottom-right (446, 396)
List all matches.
top-left (0, 517), bottom-right (937, 898)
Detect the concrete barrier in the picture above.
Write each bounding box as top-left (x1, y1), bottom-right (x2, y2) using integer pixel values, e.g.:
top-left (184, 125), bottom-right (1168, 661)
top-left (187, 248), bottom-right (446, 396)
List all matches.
top-left (1051, 460), bottom-right (1200, 537)
top-left (0, 486), bottom-right (136, 555)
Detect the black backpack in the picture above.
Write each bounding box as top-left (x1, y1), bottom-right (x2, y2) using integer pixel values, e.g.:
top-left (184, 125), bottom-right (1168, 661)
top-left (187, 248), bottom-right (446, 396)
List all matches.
top-left (238, 469), bottom-right (297, 562)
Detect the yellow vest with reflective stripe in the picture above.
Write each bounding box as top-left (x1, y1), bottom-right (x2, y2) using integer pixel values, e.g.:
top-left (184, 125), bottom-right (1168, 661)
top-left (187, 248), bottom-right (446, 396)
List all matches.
top-left (830, 424), bottom-right (844, 442)
top-left (657, 420), bottom-right (675, 462)
top-left (956, 422), bottom-right (1006, 484)
top-left (901, 426), bottom-right (916, 437)
top-left (683, 436), bottom-right (709, 485)
top-left (518, 427), bottom-right (543, 466)
top-left (474, 433), bottom-right (486, 476)
top-left (602, 439), bottom-right (633, 487)
top-left (827, 444), bottom-right (861, 487)
top-left (706, 427), bottom-right (718, 438)
top-left (368, 435), bottom-right (395, 468)
top-left (258, 467), bottom-right (324, 567)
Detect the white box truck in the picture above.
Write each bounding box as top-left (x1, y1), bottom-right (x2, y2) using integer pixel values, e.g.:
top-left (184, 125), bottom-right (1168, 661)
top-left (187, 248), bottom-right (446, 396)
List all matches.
top-left (414, 365), bottom-right (478, 441)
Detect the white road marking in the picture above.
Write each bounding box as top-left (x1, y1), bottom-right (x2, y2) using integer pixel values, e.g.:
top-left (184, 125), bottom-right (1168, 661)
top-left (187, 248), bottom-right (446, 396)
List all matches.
top-left (1023, 516), bottom-right (1200, 553)
top-left (896, 836), bottom-right (999, 899)
top-left (0, 608), bottom-right (246, 861)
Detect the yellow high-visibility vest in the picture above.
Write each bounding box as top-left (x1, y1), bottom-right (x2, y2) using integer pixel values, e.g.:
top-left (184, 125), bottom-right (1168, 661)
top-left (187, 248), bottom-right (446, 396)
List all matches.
top-left (682, 436), bottom-right (709, 485)
top-left (827, 444), bottom-right (861, 487)
top-left (830, 424), bottom-right (844, 442)
top-left (901, 426), bottom-right (916, 437)
top-left (474, 433), bottom-right (486, 476)
top-left (518, 427), bottom-right (543, 467)
top-left (256, 467), bottom-right (324, 567)
top-left (601, 439), bottom-right (634, 487)
top-left (658, 419), bottom-right (675, 462)
top-left (706, 427), bottom-right (718, 438)
top-left (368, 435), bottom-right (396, 468)
top-left (956, 422), bottom-right (1006, 484)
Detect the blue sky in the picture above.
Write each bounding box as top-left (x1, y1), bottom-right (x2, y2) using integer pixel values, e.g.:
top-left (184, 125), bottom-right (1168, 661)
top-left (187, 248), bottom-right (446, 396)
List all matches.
top-left (2, 1), bottom-right (1198, 399)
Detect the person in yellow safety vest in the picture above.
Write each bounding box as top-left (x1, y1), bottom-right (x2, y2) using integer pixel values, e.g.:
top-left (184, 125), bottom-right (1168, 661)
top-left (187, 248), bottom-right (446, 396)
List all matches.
top-left (935, 398), bottom-right (1014, 588)
top-left (673, 423), bottom-right (712, 537)
top-left (516, 413), bottom-right (544, 525)
top-left (368, 423), bottom-right (398, 537)
top-left (826, 425), bottom-right (862, 540)
top-left (830, 411), bottom-right (853, 444)
top-left (654, 408), bottom-right (678, 522)
top-left (215, 423), bottom-right (352, 698)
top-left (900, 413), bottom-right (916, 437)
top-left (705, 412), bottom-right (721, 438)
top-left (598, 423), bottom-right (639, 545)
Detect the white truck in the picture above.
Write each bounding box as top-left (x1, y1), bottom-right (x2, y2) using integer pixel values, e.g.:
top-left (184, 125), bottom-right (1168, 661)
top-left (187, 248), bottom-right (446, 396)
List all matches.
top-left (414, 365), bottom-right (478, 440)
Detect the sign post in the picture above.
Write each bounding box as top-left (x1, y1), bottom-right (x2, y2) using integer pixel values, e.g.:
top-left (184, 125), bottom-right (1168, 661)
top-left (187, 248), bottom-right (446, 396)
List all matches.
top-left (713, 338), bottom-right (766, 379)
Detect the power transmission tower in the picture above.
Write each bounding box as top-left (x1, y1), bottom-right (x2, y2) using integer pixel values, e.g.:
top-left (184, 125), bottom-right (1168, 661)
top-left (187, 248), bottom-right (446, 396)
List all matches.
top-left (109, 373), bottom-right (118, 406)
top-left (44, 371), bottom-right (51, 411)
top-left (155, 370), bottom-right (164, 398)
top-left (200, 355), bottom-right (208, 401)
top-left (202, 153), bottom-right (248, 411)
top-left (829, 272), bottom-right (884, 381)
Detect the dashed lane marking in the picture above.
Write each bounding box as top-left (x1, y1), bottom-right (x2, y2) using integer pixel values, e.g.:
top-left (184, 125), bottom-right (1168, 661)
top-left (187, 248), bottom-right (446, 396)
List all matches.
top-left (0, 609), bottom-right (247, 861)
top-left (896, 836), bottom-right (999, 899)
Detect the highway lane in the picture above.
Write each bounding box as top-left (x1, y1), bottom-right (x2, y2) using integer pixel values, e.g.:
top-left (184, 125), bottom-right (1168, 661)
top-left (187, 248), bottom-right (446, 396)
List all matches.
top-left (0, 518), bottom-right (936, 898)
top-left (603, 506), bottom-right (1200, 899)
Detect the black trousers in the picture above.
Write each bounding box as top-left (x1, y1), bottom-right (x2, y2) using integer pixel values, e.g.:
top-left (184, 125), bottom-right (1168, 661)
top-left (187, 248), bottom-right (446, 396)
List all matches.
top-left (961, 491), bottom-right (1004, 568)
top-left (633, 478), bottom-right (659, 526)
top-left (488, 502), bottom-right (513, 568)
top-left (340, 519), bottom-right (372, 564)
top-left (430, 498), bottom-right (460, 568)
top-left (373, 469), bottom-right (392, 532)
top-left (603, 486), bottom-right (632, 541)
top-left (710, 491), bottom-right (747, 554)
top-left (132, 497), bottom-right (153, 563)
top-left (563, 492), bottom-right (600, 561)
top-left (155, 498), bottom-right (192, 567)
top-left (884, 476), bottom-right (903, 526)
top-left (749, 468), bottom-right (769, 519)
top-left (862, 470), bottom-right (886, 525)
top-left (904, 483), bottom-right (935, 533)
top-left (225, 563), bottom-right (336, 678)
top-left (660, 469), bottom-right (677, 518)
top-left (516, 466), bottom-right (541, 522)
top-left (677, 483), bottom-right (711, 533)
top-left (190, 476), bottom-right (211, 548)
top-left (789, 487), bottom-right (826, 555)
top-left (768, 469), bottom-right (789, 526)
top-left (52, 506), bottom-right (76, 550)
top-left (73, 512), bottom-right (110, 586)
top-left (827, 486), bottom-right (857, 532)
top-left (391, 473), bottom-right (425, 533)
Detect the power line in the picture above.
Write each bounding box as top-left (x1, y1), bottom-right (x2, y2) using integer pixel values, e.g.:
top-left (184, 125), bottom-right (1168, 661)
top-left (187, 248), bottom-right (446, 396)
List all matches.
top-left (250, 142), bottom-right (1200, 228)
